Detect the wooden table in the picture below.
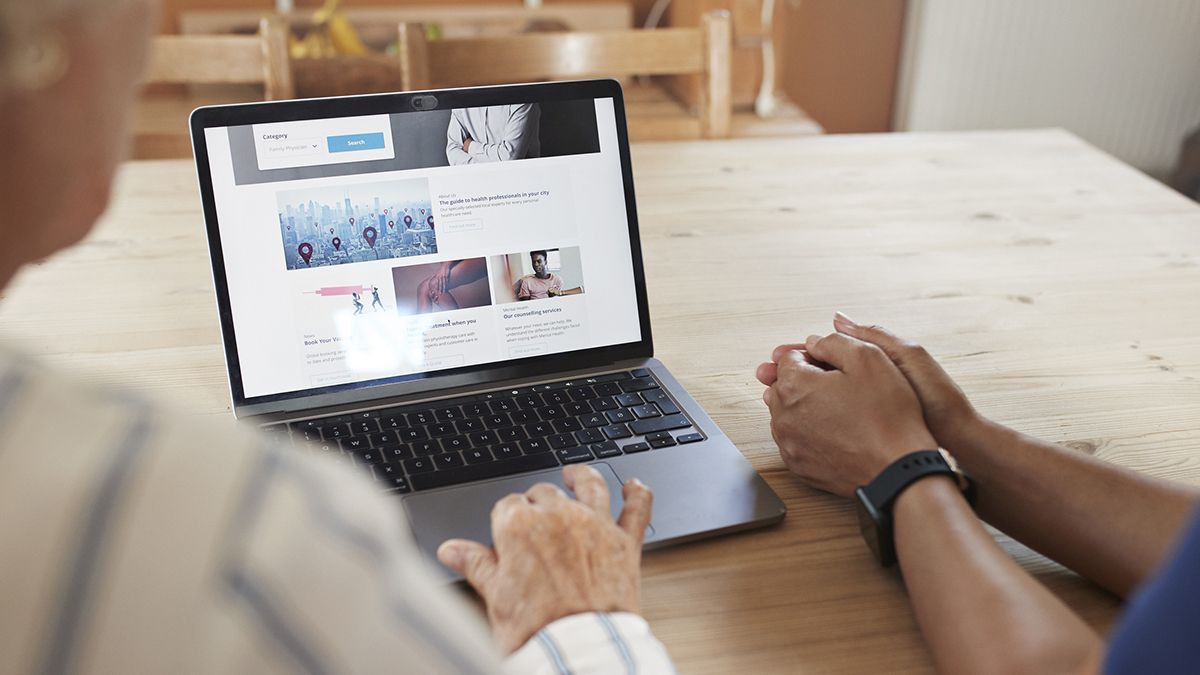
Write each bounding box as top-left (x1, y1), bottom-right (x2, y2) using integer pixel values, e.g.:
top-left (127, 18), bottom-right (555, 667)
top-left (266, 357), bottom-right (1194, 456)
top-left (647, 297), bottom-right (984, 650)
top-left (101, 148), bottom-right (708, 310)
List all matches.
top-left (4, 129), bottom-right (1199, 673)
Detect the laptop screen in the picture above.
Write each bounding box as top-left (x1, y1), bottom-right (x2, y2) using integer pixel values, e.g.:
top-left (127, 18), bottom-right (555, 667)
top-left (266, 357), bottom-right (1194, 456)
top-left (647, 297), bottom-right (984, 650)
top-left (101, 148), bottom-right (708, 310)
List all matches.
top-left (201, 95), bottom-right (644, 401)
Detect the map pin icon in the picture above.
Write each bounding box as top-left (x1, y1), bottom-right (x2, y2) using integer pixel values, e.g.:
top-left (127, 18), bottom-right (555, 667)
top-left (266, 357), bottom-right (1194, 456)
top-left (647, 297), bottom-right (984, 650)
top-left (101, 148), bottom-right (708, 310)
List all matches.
top-left (298, 242), bottom-right (313, 265)
top-left (427, 215), bottom-right (434, 228)
top-left (404, 215), bottom-right (412, 226)
top-left (329, 227), bottom-right (335, 235)
top-left (383, 209), bottom-right (389, 215)
top-left (420, 208), bottom-right (425, 215)
top-left (363, 226), bottom-right (377, 248)
top-left (332, 237), bottom-right (341, 251)
top-left (349, 217), bottom-right (355, 225)
top-left (388, 220), bottom-right (394, 229)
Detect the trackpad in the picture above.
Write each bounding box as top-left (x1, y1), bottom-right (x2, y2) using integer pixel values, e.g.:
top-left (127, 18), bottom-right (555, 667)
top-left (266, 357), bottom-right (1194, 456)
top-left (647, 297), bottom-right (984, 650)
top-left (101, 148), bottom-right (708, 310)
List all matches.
top-left (403, 463), bottom-right (649, 566)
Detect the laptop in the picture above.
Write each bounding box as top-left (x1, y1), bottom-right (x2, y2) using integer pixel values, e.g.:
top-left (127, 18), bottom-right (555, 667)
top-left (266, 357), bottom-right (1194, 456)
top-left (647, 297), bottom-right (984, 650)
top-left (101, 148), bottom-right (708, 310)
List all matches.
top-left (189, 79), bottom-right (785, 570)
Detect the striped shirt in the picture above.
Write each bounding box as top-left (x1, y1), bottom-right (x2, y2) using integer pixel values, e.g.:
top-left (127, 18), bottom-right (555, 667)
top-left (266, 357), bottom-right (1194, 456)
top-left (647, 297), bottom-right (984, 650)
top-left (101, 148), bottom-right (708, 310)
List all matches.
top-left (0, 349), bottom-right (676, 674)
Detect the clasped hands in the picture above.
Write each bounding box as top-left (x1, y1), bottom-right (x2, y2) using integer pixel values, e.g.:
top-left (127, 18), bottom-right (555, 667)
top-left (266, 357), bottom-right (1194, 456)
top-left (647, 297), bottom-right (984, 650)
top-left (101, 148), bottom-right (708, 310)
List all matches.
top-left (756, 311), bottom-right (978, 496)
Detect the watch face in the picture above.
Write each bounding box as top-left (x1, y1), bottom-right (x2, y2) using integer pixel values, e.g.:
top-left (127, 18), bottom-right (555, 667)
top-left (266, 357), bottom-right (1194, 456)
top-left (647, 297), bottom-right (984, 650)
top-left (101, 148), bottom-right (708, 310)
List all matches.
top-left (855, 489), bottom-right (883, 562)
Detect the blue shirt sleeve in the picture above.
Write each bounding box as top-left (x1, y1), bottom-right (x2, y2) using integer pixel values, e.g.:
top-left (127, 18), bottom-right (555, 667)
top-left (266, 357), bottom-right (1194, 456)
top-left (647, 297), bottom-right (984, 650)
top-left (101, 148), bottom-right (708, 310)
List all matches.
top-left (1105, 509), bottom-right (1200, 674)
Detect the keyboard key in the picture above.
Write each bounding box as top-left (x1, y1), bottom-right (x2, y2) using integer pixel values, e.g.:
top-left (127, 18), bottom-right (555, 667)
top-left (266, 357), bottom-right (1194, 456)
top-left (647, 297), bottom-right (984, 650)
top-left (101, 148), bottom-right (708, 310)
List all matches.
top-left (650, 437), bottom-right (677, 449)
top-left (602, 424), bottom-right (632, 440)
top-left (622, 442), bottom-right (650, 454)
top-left (378, 415), bottom-right (406, 430)
top-left (469, 431), bottom-right (498, 447)
top-left (539, 405), bottom-right (567, 420)
top-left (374, 463), bottom-right (402, 479)
top-left (592, 397), bottom-right (618, 411)
top-left (590, 441), bottom-right (622, 458)
top-left (410, 454), bottom-right (559, 491)
top-left (463, 402), bottom-right (489, 417)
top-left (616, 393), bottom-right (643, 407)
top-left (620, 378), bottom-right (659, 393)
top-left (556, 446), bottom-right (594, 464)
top-left (492, 443), bottom-right (522, 460)
top-left (593, 382), bottom-right (621, 396)
top-left (629, 414), bottom-right (693, 436)
top-left (403, 457), bottom-right (436, 474)
top-left (410, 440), bottom-right (441, 456)
top-left (645, 431), bottom-right (673, 442)
top-left (482, 414), bottom-right (512, 428)
top-left (434, 453), bottom-right (465, 469)
top-left (428, 423), bottom-right (457, 437)
top-left (455, 418), bottom-right (483, 434)
top-left (370, 431), bottom-right (401, 448)
top-left (580, 413), bottom-right (608, 428)
top-left (570, 385), bottom-right (596, 400)
top-left (435, 406), bottom-right (463, 422)
top-left (631, 404), bottom-right (662, 420)
top-left (383, 445), bottom-right (413, 461)
top-left (605, 409), bottom-right (635, 424)
top-left (565, 401), bottom-right (593, 416)
top-left (407, 410), bottom-right (434, 426)
top-left (398, 428), bottom-right (428, 443)
top-left (340, 437), bottom-right (371, 452)
top-left (497, 427), bottom-right (526, 443)
top-left (575, 428), bottom-right (605, 444)
top-left (261, 424), bottom-right (288, 435)
top-left (490, 399), bottom-right (517, 413)
top-left (524, 422), bottom-right (554, 437)
top-left (463, 448), bottom-right (493, 465)
top-left (442, 435), bottom-right (470, 452)
top-left (295, 427), bottom-right (322, 443)
top-left (553, 418), bottom-right (582, 433)
top-left (542, 390), bottom-right (570, 405)
top-left (320, 423), bottom-right (352, 440)
top-left (676, 433), bottom-right (705, 444)
top-left (516, 395), bottom-right (541, 409)
top-left (351, 419), bottom-right (380, 435)
top-left (509, 410), bottom-right (538, 425)
top-left (521, 438), bottom-right (551, 454)
top-left (380, 474), bottom-right (411, 494)
top-left (632, 368), bottom-right (652, 378)
top-left (548, 433), bottom-right (578, 450)
top-left (641, 390), bottom-right (681, 415)
top-left (355, 449), bottom-right (386, 464)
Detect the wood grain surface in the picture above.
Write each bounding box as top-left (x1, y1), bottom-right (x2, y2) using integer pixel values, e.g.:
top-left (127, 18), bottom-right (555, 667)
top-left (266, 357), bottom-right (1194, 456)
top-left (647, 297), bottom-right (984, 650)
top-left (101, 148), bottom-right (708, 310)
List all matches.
top-left (2, 129), bottom-right (1198, 673)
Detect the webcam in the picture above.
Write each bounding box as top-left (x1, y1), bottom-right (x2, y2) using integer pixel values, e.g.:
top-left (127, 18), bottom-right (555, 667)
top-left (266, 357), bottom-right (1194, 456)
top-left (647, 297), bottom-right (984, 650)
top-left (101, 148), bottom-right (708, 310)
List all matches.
top-left (411, 95), bottom-right (438, 110)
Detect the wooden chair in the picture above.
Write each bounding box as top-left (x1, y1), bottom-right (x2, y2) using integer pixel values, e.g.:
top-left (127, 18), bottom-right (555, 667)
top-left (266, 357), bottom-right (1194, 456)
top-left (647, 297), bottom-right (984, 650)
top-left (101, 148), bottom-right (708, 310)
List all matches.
top-left (133, 17), bottom-right (293, 159)
top-left (397, 11), bottom-right (733, 141)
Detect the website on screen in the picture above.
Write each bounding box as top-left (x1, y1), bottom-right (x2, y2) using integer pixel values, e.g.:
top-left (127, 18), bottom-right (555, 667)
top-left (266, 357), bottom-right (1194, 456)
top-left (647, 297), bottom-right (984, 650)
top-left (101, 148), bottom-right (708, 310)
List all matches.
top-left (204, 98), bottom-right (642, 399)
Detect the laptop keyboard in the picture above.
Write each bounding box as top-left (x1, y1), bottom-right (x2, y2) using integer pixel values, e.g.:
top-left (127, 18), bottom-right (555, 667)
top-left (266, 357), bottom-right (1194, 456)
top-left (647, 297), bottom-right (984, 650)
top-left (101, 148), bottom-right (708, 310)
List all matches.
top-left (261, 369), bottom-right (705, 494)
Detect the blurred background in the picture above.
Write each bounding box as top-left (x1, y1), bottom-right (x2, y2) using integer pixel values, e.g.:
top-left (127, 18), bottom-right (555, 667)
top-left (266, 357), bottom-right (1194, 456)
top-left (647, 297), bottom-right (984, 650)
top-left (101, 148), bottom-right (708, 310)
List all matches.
top-left (142, 0), bottom-right (1200, 198)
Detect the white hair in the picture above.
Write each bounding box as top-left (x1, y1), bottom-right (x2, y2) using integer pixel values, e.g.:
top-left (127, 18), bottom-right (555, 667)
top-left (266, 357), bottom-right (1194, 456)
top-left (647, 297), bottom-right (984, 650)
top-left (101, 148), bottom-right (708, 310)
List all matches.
top-left (0, 0), bottom-right (123, 91)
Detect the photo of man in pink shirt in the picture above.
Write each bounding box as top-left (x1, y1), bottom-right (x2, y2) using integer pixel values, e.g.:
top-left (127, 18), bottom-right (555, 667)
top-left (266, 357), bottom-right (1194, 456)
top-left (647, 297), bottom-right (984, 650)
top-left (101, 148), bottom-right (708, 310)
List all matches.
top-left (516, 250), bottom-right (564, 300)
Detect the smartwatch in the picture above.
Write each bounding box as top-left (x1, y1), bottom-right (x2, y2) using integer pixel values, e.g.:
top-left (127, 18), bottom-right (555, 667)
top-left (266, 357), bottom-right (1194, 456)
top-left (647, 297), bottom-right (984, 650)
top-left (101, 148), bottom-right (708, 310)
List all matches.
top-left (854, 449), bottom-right (975, 567)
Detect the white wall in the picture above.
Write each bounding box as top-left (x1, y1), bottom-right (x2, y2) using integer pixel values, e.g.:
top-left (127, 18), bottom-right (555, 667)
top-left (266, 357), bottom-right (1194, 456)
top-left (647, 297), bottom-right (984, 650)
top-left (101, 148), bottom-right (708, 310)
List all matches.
top-left (895, 0), bottom-right (1200, 177)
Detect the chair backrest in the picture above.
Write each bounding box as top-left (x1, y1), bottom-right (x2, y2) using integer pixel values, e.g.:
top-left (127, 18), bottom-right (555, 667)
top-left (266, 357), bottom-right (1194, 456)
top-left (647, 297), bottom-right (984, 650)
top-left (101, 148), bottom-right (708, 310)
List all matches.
top-left (145, 17), bottom-right (293, 100)
top-left (398, 11), bottom-right (732, 138)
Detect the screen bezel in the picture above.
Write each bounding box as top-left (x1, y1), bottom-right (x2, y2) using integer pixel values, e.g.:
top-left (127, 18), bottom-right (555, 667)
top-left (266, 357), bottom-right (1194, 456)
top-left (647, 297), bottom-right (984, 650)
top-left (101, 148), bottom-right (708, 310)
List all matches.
top-left (190, 80), bottom-right (654, 417)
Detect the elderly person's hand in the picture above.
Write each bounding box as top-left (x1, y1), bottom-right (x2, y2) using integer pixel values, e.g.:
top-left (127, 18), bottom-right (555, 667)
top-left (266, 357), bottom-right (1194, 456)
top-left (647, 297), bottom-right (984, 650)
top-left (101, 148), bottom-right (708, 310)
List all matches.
top-left (437, 465), bottom-right (652, 654)
top-left (755, 325), bottom-right (936, 497)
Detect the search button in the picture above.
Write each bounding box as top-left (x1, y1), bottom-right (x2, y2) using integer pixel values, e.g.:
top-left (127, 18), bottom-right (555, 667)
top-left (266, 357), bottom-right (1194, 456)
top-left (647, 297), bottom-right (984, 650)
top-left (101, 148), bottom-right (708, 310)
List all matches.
top-left (327, 132), bottom-right (387, 154)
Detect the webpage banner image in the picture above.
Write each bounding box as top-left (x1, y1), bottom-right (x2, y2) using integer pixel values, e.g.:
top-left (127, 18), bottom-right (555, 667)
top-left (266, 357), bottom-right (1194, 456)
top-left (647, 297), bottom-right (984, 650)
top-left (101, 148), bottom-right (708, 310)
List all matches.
top-left (279, 178), bottom-right (436, 270)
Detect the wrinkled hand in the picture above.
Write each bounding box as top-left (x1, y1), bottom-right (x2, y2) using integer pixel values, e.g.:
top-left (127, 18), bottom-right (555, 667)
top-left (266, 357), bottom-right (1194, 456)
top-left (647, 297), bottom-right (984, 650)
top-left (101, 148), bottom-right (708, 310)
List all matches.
top-left (831, 312), bottom-right (981, 447)
top-left (756, 324), bottom-right (936, 497)
top-left (437, 465), bottom-right (652, 654)
top-left (431, 261), bottom-right (453, 295)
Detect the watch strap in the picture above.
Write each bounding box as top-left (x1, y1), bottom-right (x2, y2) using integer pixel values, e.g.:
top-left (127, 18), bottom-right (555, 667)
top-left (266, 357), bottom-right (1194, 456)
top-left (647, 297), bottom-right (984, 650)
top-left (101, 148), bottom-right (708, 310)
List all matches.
top-left (862, 449), bottom-right (956, 514)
